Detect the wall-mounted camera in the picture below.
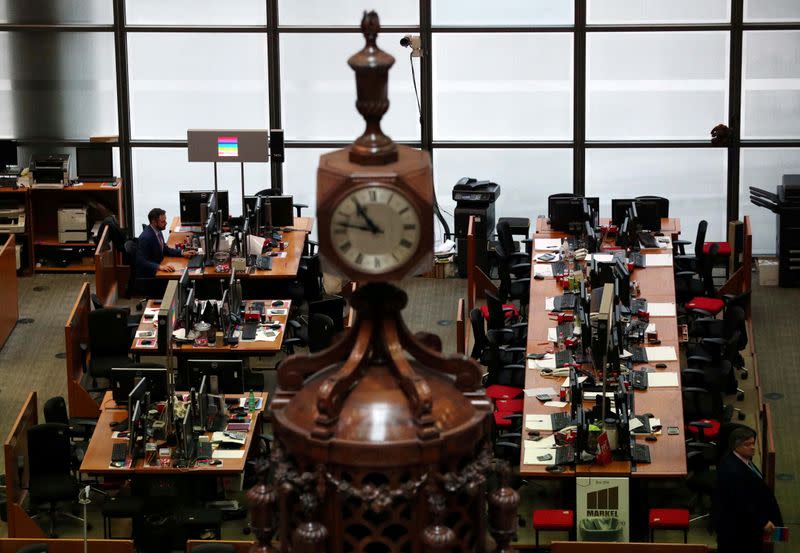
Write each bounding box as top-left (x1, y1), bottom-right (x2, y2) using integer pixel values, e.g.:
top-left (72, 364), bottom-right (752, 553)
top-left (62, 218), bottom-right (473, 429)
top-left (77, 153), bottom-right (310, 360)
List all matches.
top-left (399, 35), bottom-right (422, 58)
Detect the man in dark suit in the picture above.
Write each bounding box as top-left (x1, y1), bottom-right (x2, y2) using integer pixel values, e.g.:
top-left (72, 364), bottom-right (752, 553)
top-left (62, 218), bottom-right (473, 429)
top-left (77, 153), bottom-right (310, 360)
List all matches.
top-left (135, 208), bottom-right (192, 296)
top-left (714, 426), bottom-right (783, 553)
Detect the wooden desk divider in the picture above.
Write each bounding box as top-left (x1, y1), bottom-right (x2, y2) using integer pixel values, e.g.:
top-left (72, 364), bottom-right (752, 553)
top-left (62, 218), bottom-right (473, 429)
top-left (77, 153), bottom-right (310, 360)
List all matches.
top-left (719, 215), bottom-right (753, 317)
top-left (456, 297), bottom-right (467, 355)
top-left (4, 392), bottom-right (44, 538)
top-left (0, 539), bottom-right (134, 553)
top-left (466, 215), bottom-right (496, 315)
top-left (65, 283), bottom-right (100, 419)
top-left (0, 234), bottom-right (19, 349)
top-left (552, 542), bottom-right (708, 553)
top-left (186, 540), bottom-right (254, 553)
top-left (93, 225), bottom-right (125, 307)
top-left (762, 402), bottom-right (776, 491)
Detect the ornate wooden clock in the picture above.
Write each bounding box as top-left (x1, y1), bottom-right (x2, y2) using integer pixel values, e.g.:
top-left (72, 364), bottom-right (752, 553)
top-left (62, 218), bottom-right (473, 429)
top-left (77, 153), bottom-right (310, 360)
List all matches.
top-left (249, 12), bottom-right (519, 553)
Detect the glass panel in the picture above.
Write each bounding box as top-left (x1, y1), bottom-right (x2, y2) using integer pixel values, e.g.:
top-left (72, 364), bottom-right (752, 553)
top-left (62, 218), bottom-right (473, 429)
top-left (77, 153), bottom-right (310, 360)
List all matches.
top-left (0, 0), bottom-right (112, 24)
top-left (588, 0), bottom-right (729, 24)
top-left (745, 0), bottom-right (800, 22)
top-left (587, 32), bottom-right (728, 140)
top-left (281, 33), bottom-right (419, 141)
top-left (433, 149), bottom-right (573, 246)
top-left (280, 1), bottom-right (417, 26)
top-left (740, 148), bottom-right (800, 255)
top-left (433, 34), bottom-right (573, 141)
top-left (586, 149), bottom-right (728, 243)
top-left (282, 147), bottom-right (339, 240)
top-left (128, 33), bottom-right (268, 140)
top-left (742, 31), bottom-right (800, 139)
top-left (131, 148), bottom-right (270, 232)
top-left (0, 32), bottom-right (118, 140)
top-left (433, 0), bottom-right (573, 26)
top-left (127, 0), bottom-right (266, 25)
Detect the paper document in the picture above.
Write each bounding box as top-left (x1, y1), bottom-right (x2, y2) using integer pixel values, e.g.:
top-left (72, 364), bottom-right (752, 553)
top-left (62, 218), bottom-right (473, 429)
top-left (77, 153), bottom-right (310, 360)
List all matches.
top-left (212, 450), bottom-right (244, 460)
top-left (524, 387), bottom-right (558, 397)
top-left (247, 234), bottom-right (266, 255)
top-left (545, 297), bottom-right (555, 311)
top-left (525, 435), bottom-right (558, 449)
top-left (646, 323), bottom-right (656, 334)
top-left (587, 253), bottom-right (614, 263)
top-left (528, 355), bottom-right (556, 370)
top-left (544, 401), bottom-right (569, 408)
top-left (644, 253), bottom-right (673, 267)
top-left (629, 418), bottom-right (644, 432)
top-left (533, 264), bottom-right (554, 278)
top-left (647, 303), bottom-right (676, 317)
top-left (534, 238), bottom-right (562, 251)
top-left (647, 372), bottom-right (680, 388)
top-left (548, 328), bottom-right (557, 342)
top-left (211, 431), bottom-right (246, 445)
top-left (143, 307), bottom-right (159, 317)
top-left (643, 346), bottom-right (677, 362)
top-left (525, 414), bottom-right (555, 431)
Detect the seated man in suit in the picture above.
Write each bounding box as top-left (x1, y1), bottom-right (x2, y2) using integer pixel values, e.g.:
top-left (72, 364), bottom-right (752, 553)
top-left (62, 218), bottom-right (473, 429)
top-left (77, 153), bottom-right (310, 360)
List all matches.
top-left (714, 426), bottom-right (783, 553)
top-left (135, 208), bottom-right (192, 296)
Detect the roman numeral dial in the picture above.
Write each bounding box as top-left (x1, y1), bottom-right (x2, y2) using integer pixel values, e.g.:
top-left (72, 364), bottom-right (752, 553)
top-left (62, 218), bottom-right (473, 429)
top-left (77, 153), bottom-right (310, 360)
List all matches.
top-left (329, 185), bottom-right (422, 275)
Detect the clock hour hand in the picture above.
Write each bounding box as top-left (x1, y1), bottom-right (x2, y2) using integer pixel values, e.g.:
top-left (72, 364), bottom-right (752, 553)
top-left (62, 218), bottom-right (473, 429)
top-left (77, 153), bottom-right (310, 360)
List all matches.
top-left (352, 199), bottom-right (383, 234)
top-left (335, 221), bottom-right (383, 233)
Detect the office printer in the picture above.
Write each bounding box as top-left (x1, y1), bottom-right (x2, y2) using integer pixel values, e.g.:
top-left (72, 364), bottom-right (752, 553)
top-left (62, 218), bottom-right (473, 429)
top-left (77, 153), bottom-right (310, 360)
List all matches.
top-left (452, 177), bottom-right (501, 204)
top-left (0, 202), bottom-right (25, 233)
top-left (58, 205), bottom-right (88, 243)
top-left (750, 174), bottom-right (800, 287)
top-left (31, 153), bottom-right (70, 187)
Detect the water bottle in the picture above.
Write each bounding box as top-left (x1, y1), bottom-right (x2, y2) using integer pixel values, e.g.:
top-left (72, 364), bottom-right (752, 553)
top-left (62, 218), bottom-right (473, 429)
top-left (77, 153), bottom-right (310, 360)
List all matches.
top-left (248, 389), bottom-right (256, 415)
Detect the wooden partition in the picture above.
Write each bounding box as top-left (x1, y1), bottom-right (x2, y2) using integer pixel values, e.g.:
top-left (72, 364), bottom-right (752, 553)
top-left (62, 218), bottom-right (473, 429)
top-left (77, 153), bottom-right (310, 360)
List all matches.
top-left (762, 402), bottom-right (776, 490)
top-left (466, 215), bottom-right (496, 314)
top-left (0, 234), bottom-right (19, 349)
top-left (0, 539), bottom-right (134, 553)
top-left (4, 392), bottom-right (44, 538)
top-left (456, 297), bottom-right (466, 355)
top-left (93, 225), bottom-right (122, 306)
top-left (552, 542), bottom-right (707, 553)
top-left (186, 540), bottom-right (254, 552)
top-left (719, 216), bottom-right (753, 317)
top-left (65, 283), bottom-right (99, 419)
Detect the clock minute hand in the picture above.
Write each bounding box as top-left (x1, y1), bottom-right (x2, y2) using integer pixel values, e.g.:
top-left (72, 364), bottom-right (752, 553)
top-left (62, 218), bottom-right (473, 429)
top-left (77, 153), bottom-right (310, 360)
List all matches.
top-left (352, 199), bottom-right (383, 234)
top-left (335, 221), bottom-right (383, 233)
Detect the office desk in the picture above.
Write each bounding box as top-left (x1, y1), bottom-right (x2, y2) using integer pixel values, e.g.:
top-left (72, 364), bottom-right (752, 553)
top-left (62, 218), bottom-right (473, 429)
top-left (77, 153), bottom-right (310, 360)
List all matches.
top-left (536, 217), bottom-right (680, 239)
top-left (131, 299), bottom-right (291, 356)
top-left (520, 229), bottom-right (686, 478)
top-left (80, 391), bottom-right (266, 477)
top-left (156, 216), bottom-right (313, 279)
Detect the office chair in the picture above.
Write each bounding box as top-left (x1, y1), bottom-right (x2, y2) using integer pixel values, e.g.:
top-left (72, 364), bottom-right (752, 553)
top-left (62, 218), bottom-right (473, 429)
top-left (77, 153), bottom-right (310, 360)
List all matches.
top-left (483, 291), bottom-right (527, 347)
top-left (689, 306), bottom-right (749, 380)
top-left (469, 308), bottom-right (525, 386)
top-left (27, 423), bottom-right (84, 537)
top-left (496, 220), bottom-right (532, 261)
top-left (684, 440), bottom-right (718, 524)
top-left (284, 313), bottom-right (336, 355)
top-left (43, 396), bottom-right (97, 467)
top-left (81, 307), bottom-right (135, 389)
top-left (634, 196), bottom-right (669, 218)
top-left (496, 256), bottom-right (530, 315)
top-left (682, 386), bottom-right (733, 442)
top-left (673, 220), bottom-right (708, 273)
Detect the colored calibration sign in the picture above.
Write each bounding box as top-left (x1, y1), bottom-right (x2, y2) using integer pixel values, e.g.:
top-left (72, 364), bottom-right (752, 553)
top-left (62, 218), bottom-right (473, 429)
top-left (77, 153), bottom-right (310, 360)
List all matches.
top-left (217, 136), bottom-right (239, 157)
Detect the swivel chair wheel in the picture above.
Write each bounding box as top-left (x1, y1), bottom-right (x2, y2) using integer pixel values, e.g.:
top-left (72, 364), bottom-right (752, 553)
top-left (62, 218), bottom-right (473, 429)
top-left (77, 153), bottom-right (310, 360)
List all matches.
top-left (737, 411), bottom-right (746, 421)
top-left (737, 391), bottom-right (745, 401)
top-left (740, 372), bottom-right (748, 380)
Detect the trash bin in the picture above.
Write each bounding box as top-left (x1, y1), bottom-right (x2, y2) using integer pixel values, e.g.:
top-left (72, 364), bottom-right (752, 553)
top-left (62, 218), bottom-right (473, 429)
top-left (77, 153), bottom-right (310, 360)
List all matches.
top-left (579, 516), bottom-right (623, 542)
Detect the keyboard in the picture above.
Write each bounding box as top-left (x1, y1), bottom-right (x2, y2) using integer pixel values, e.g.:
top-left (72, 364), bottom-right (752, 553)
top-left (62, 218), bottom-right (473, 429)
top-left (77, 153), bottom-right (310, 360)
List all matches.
top-left (555, 444), bottom-right (576, 465)
top-left (552, 260), bottom-right (567, 276)
top-left (630, 370), bottom-right (648, 390)
top-left (625, 319), bottom-right (648, 338)
top-left (631, 442), bottom-right (652, 464)
top-left (241, 321), bottom-right (258, 340)
top-left (638, 231), bottom-right (659, 249)
top-left (629, 252), bottom-right (645, 268)
top-left (630, 298), bottom-right (648, 315)
top-left (553, 294), bottom-right (578, 311)
top-left (629, 346), bottom-right (648, 363)
top-left (550, 411), bottom-right (573, 432)
top-left (111, 442), bottom-right (128, 463)
top-left (196, 440), bottom-right (213, 460)
top-left (187, 254), bottom-right (204, 269)
top-left (554, 349), bottom-right (573, 368)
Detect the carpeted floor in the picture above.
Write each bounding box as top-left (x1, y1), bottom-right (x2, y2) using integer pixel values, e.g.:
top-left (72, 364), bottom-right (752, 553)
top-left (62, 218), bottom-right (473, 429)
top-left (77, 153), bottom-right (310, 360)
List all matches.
top-left (0, 272), bottom-right (797, 551)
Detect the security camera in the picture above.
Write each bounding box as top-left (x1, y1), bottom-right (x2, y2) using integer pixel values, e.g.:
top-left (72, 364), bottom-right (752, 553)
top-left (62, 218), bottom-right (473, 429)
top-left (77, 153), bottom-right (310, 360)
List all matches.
top-left (400, 35), bottom-right (412, 48)
top-left (399, 34), bottom-right (422, 57)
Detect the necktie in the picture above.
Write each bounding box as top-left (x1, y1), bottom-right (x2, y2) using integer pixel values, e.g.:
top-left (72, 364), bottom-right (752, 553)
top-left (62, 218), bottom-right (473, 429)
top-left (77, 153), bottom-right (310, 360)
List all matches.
top-left (749, 460), bottom-right (763, 479)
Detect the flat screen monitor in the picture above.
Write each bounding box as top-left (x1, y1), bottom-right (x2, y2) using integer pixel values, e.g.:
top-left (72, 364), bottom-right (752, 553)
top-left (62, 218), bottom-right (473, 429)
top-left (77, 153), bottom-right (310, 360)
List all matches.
top-left (0, 140), bottom-right (18, 170)
top-left (549, 197), bottom-right (587, 232)
top-left (111, 367), bottom-right (168, 405)
top-left (269, 195), bottom-right (293, 227)
top-left (180, 403), bottom-right (195, 461)
top-left (611, 199), bottom-right (636, 228)
top-left (180, 190), bottom-right (230, 226)
top-left (186, 359), bottom-right (244, 395)
top-left (76, 145), bottom-right (114, 181)
top-left (635, 200), bottom-right (661, 231)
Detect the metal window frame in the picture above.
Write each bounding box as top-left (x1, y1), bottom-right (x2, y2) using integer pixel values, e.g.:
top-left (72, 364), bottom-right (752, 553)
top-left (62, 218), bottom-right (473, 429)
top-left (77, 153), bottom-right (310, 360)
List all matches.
top-left (3, 0), bottom-right (800, 226)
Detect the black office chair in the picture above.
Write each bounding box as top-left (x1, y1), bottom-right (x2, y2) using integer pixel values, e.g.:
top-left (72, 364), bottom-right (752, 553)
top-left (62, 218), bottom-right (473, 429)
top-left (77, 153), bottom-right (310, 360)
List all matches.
top-left (495, 220), bottom-right (532, 260)
top-left (496, 256), bottom-right (530, 315)
top-left (682, 387), bottom-right (734, 443)
top-left (191, 544), bottom-right (236, 553)
top-left (685, 440), bottom-right (718, 523)
top-left (43, 396), bottom-right (97, 469)
top-left (673, 220), bottom-right (708, 273)
top-left (634, 196), bottom-right (670, 218)
top-left (27, 423), bottom-right (84, 537)
top-left (284, 313), bottom-right (336, 355)
top-left (81, 307), bottom-right (135, 389)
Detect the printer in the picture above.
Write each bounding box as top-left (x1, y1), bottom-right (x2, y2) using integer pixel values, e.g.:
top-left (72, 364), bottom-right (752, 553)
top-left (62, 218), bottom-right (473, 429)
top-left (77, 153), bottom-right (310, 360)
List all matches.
top-left (32, 153), bottom-right (70, 188)
top-left (58, 205), bottom-right (88, 243)
top-left (0, 202), bottom-right (25, 233)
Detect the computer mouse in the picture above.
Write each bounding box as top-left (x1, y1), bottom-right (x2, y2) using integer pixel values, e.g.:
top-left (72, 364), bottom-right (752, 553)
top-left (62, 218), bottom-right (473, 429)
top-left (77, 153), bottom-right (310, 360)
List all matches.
top-left (112, 461), bottom-right (125, 468)
top-left (272, 300), bottom-right (284, 307)
top-left (534, 274), bottom-right (545, 280)
top-left (209, 459), bottom-right (222, 466)
top-left (655, 363), bottom-right (667, 369)
top-left (528, 430), bottom-right (541, 437)
top-left (546, 465), bottom-right (566, 473)
top-left (645, 436), bottom-right (658, 442)
top-left (643, 413), bottom-right (654, 418)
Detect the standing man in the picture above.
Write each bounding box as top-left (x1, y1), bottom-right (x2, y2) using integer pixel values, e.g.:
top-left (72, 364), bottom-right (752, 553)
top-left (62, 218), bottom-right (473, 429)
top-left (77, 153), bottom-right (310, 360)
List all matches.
top-left (714, 426), bottom-right (783, 553)
top-left (135, 208), bottom-right (192, 296)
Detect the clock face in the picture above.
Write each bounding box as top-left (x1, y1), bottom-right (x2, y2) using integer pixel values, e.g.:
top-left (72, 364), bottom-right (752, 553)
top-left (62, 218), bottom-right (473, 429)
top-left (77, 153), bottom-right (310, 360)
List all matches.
top-left (329, 185), bottom-right (422, 275)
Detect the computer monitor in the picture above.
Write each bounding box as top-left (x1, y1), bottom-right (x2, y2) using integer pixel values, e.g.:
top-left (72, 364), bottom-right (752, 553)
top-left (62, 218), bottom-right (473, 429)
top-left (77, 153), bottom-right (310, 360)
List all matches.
top-left (111, 367), bottom-right (168, 405)
top-left (186, 359), bottom-right (244, 394)
top-left (0, 140), bottom-right (18, 171)
top-left (569, 367), bottom-right (583, 419)
top-left (180, 190), bottom-right (230, 226)
top-left (269, 195), bottom-right (293, 227)
top-left (611, 199), bottom-right (636, 228)
top-left (157, 280), bottom-right (179, 355)
top-left (183, 286), bottom-right (196, 333)
top-left (179, 402), bottom-right (195, 462)
top-left (635, 199), bottom-right (661, 232)
top-left (128, 399), bottom-right (142, 460)
top-left (549, 196), bottom-right (587, 232)
top-left (614, 258), bottom-right (631, 307)
top-left (197, 375), bottom-right (208, 430)
top-left (591, 283), bottom-right (615, 375)
top-left (204, 211), bottom-right (218, 262)
top-left (76, 145), bottom-right (114, 182)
